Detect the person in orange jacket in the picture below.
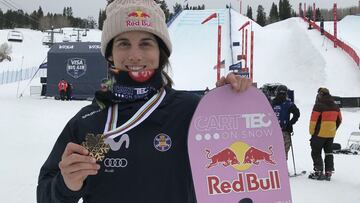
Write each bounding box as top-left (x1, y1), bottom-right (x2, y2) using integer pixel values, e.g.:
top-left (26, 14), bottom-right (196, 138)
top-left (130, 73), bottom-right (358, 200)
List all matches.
top-left (58, 79), bottom-right (68, 100)
top-left (308, 87), bottom-right (342, 181)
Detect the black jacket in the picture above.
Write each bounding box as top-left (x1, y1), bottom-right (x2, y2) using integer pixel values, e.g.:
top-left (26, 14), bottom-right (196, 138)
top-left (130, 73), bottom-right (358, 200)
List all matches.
top-left (37, 87), bottom-right (200, 203)
top-left (272, 96), bottom-right (300, 133)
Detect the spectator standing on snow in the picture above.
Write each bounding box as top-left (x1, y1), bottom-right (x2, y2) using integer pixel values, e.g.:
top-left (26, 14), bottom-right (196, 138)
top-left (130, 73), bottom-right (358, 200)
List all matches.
top-left (320, 18), bottom-right (324, 35)
top-left (308, 87), bottom-right (342, 181)
top-left (66, 83), bottom-right (73, 100)
top-left (271, 85), bottom-right (300, 160)
top-left (57, 79), bottom-right (68, 101)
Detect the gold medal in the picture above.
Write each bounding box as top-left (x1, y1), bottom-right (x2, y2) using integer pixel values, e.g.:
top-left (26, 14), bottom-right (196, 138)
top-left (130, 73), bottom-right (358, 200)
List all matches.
top-left (81, 133), bottom-right (110, 162)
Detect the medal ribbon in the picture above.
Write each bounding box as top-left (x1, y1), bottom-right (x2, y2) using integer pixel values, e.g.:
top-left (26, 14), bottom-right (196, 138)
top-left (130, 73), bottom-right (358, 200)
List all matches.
top-left (103, 88), bottom-right (166, 140)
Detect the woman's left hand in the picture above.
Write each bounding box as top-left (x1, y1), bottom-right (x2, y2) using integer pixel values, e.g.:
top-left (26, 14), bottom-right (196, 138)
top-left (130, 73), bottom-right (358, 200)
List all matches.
top-left (215, 73), bottom-right (252, 92)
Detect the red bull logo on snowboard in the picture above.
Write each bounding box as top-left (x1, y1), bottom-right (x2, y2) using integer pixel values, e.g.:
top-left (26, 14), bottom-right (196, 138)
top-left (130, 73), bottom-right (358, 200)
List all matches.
top-left (205, 141), bottom-right (280, 195)
top-left (205, 141), bottom-right (276, 171)
top-left (127, 10), bottom-right (151, 27)
top-left (243, 146), bottom-right (276, 165)
top-left (205, 148), bottom-right (240, 168)
top-left (207, 170), bottom-right (281, 195)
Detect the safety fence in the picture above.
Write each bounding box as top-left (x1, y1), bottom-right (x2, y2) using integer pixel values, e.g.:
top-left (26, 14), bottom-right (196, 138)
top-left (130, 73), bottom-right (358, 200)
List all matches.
top-left (303, 17), bottom-right (360, 68)
top-left (0, 67), bottom-right (47, 85)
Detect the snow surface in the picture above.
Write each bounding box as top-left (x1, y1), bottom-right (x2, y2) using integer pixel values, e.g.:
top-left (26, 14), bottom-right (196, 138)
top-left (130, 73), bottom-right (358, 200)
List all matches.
top-left (1, 9), bottom-right (360, 203)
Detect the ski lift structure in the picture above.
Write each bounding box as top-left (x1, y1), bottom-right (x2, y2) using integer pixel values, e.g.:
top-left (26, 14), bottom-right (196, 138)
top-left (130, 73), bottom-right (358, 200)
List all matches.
top-left (72, 28), bottom-right (88, 42)
top-left (42, 26), bottom-right (63, 47)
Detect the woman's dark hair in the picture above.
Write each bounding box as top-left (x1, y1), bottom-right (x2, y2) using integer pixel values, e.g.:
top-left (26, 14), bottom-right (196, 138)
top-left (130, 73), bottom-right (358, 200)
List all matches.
top-left (155, 35), bottom-right (173, 88)
top-left (104, 34), bottom-right (173, 88)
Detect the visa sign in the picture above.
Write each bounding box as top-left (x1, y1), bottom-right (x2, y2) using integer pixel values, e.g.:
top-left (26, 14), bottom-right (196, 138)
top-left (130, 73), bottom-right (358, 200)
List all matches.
top-left (66, 58), bottom-right (87, 79)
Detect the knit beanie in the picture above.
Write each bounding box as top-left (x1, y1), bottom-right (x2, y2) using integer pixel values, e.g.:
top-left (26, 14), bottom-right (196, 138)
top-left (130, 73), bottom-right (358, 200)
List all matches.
top-left (101, 0), bottom-right (172, 57)
top-left (318, 87), bottom-right (330, 96)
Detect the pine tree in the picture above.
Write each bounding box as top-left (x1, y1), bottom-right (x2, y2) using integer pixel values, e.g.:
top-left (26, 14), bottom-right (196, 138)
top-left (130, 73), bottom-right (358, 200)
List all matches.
top-left (185, 4), bottom-right (189, 10)
top-left (30, 10), bottom-right (39, 29)
top-left (246, 6), bottom-right (253, 20)
top-left (173, 3), bottom-right (182, 14)
top-left (37, 7), bottom-right (44, 18)
top-left (0, 9), bottom-right (3, 29)
top-left (155, 0), bottom-right (170, 22)
top-left (269, 2), bottom-right (279, 23)
top-left (279, 0), bottom-right (291, 20)
top-left (256, 5), bottom-right (266, 26)
top-left (315, 8), bottom-right (322, 21)
top-left (98, 9), bottom-right (106, 30)
top-left (279, 0), bottom-right (283, 19)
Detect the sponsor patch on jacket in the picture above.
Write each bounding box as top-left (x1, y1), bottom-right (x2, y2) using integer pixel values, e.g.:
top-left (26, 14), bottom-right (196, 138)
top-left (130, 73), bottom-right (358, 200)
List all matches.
top-left (153, 133), bottom-right (171, 152)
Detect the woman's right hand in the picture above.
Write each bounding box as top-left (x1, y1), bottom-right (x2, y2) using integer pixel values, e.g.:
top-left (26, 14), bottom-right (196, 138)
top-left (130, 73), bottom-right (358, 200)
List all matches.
top-left (59, 142), bottom-right (100, 191)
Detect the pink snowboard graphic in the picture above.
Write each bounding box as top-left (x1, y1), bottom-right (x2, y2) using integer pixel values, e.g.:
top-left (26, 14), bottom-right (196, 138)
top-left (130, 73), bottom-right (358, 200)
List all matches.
top-left (188, 85), bottom-right (291, 203)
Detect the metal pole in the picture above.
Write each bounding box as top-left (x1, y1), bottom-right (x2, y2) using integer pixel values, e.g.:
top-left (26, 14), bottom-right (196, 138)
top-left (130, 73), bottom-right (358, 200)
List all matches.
top-left (245, 29), bottom-right (248, 69)
top-left (16, 56), bottom-right (24, 98)
top-left (313, 3), bottom-right (316, 21)
top-left (334, 3), bottom-right (337, 48)
top-left (216, 13), bottom-right (221, 81)
top-left (217, 24), bottom-right (221, 81)
top-left (289, 134), bottom-right (298, 175)
top-left (240, 0), bottom-right (242, 15)
top-left (6, 70), bottom-right (9, 83)
top-left (250, 31), bottom-right (254, 81)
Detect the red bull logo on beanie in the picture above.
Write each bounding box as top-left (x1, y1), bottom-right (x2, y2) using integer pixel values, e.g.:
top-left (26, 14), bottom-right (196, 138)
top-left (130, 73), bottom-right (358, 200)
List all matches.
top-left (127, 10), bottom-right (151, 27)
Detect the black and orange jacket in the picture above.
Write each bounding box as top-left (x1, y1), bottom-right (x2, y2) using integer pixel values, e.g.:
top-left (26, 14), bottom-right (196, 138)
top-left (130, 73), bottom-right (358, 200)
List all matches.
top-left (309, 95), bottom-right (342, 138)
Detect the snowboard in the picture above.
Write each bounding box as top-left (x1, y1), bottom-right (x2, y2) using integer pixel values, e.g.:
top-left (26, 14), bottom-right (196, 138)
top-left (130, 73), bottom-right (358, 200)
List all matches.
top-left (188, 85), bottom-right (292, 203)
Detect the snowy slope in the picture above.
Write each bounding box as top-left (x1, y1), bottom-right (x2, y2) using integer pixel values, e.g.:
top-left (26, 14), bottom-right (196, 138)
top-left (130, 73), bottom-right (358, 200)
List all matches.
top-left (169, 9), bottom-right (230, 90)
top-left (322, 15), bottom-right (360, 53)
top-left (0, 29), bottom-right (49, 70)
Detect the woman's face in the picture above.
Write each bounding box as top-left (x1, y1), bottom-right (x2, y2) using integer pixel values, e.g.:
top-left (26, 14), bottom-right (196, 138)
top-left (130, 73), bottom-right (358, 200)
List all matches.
top-left (108, 31), bottom-right (160, 73)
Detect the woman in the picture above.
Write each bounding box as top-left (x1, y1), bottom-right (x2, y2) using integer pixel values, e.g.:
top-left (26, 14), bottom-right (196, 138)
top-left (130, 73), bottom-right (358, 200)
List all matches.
top-left (37, 0), bottom-right (251, 202)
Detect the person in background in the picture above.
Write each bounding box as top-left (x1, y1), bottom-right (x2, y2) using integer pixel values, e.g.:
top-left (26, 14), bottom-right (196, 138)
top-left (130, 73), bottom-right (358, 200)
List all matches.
top-left (307, 16), bottom-right (312, 29)
top-left (93, 78), bottom-right (113, 109)
top-left (36, 1), bottom-right (252, 202)
top-left (271, 85), bottom-right (300, 161)
top-left (320, 18), bottom-right (324, 35)
top-left (100, 78), bottom-right (111, 92)
top-left (204, 86), bottom-right (210, 95)
top-left (57, 79), bottom-right (68, 101)
top-left (66, 83), bottom-right (73, 100)
top-left (308, 87), bottom-right (342, 181)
